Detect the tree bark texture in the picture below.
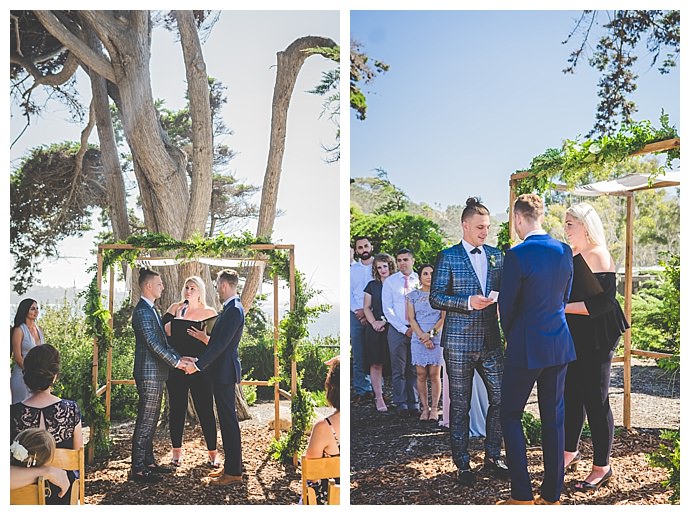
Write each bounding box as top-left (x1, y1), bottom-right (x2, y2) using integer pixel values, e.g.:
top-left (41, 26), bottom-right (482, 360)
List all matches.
top-left (241, 35), bottom-right (336, 311)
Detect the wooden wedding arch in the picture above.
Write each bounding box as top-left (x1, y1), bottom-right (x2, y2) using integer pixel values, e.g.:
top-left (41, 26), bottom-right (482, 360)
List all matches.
top-left (508, 137), bottom-right (680, 430)
top-left (89, 242), bottom-right (298, 462)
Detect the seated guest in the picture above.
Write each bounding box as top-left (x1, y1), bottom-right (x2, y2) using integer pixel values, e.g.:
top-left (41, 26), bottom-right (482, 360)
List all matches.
top-left (10, 428), bottom-right (70, 500)
top-left (10, 344), bottom-right (82, 505)
top-left (303, 357), bottom-right (340, 504)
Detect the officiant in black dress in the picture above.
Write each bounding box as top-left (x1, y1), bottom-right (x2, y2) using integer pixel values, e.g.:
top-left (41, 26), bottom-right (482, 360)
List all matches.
top-left (163, 276), bottom-right (220, 468)
top-left (562, 203), bottom-right (629, 493)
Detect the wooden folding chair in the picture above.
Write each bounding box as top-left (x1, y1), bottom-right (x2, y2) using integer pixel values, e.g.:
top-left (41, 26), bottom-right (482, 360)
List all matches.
top-left (10, 476), bottom-right (47, 505)
top-left (50, 447), bottom-right (85, 505)
top-left (327, 479), bottom-right (340, 505)
top-left (301, 455), bottom-right (340, 505)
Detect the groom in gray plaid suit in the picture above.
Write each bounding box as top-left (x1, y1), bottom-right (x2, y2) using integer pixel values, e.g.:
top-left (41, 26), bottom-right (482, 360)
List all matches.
top-left (430, 197), bottom-right (508, 486)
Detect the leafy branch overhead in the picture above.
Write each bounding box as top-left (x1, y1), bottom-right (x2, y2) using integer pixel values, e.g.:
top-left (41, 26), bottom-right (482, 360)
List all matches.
top-left (351, 39), bottom-right (390, 120)
top-left (563, 10), bottom-right (679, 137)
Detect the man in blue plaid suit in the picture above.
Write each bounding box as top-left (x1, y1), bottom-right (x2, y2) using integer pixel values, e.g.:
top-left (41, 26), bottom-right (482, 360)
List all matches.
top-left (430, 197), bottom-right (508, 486)
top-left (130, 268), bottom-right (186, 483)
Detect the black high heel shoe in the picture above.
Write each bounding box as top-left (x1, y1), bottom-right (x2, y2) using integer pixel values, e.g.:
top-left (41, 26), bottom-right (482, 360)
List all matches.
top-left (574, 467), bottom-right (614, 492)
top-left (565, 451), bottom-right (582, 473)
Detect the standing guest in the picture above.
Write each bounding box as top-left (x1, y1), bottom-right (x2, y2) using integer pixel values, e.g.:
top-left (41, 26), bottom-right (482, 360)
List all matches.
top-left (130, 269), bottom-right (186, 483)
top-left (563, 203), bottom-right (628, 492)
top-left (10, 344), bottom-right (83, 504)
top-left (430, 197), bottom-right (507, 485)
top-left (182, 269), bottom-right (246, 487)
top-left (162, 276), bottom-right (219, 468)
top-left (362, 253), bottom-right (396, 412)
top-left (407, 264), bottom-right (445, 421)
top-left (350, 236), bottom-right (375, 404)
top-left (497, 193), bottom-right (575, 505)
top-left (382, 248), bottom-right (420, 417)
top-left (10, 299), bottom-right (44, 404)
top-left (303, 357), bottom-right (341, 504)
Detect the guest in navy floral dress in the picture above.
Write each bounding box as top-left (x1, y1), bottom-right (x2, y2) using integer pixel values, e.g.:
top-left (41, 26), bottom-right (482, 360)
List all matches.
top-left (10, 344), bottom-right (83, 505)
top-left (407, 264), bottom-right (445, 422)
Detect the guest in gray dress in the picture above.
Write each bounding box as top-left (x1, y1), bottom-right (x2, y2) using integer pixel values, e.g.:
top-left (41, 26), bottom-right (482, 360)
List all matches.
top-left (407, 264), bottom-right (445, 422)
top-left (10, 298), bottom-right (45, 404)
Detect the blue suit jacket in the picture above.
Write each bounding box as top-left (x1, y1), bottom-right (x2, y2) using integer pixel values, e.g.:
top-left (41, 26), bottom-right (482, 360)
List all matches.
top-left (499, 233), bottom-right (576, 369)
top-left (132, 298), bottom-right (180, 382)
top-left (430, 243), bottom-right (503, 352)
top-left (195, 297), bottom-right (244, 384)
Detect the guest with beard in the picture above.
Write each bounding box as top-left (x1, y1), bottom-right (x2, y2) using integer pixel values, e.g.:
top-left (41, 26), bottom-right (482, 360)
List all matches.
top-left (350, 236), bottom-right (375, 404)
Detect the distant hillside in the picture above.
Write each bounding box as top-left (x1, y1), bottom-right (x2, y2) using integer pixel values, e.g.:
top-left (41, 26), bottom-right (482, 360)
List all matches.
top-left (10, 285), bottom-right (338, 338)
top-left (351, 176), bottom-right (502, 245)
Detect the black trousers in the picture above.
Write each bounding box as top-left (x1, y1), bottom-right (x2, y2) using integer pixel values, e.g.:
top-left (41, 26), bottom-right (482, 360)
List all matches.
top-left (212, 382), bottom-right (243, 476)
top-left (166, 368), bottom-right (217, 450)
top-left (564, 347), bottom-right (616, 466)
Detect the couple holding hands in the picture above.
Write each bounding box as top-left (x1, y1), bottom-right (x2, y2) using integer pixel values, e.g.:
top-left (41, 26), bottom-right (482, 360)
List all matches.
top-left (130, 268), bottom-right (245, 487)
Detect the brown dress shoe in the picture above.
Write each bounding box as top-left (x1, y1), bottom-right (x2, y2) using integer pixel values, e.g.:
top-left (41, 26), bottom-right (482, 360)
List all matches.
top-left (534, 495), bottom-right (560, 505)
top-left (208, 474), bottom-right (243, 486)
top-left (208, 467), bottom-right (226, 478)
top-left (496, 497), bottom-right (535, 505)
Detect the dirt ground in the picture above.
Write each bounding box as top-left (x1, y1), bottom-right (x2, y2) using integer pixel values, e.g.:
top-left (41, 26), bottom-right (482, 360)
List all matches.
top-left (350, 358), bottom-right (679, 505)
top-left (84, 400), bottom-right (334, 505)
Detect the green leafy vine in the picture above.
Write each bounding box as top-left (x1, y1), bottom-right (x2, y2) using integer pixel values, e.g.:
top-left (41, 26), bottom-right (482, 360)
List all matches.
top-left (81, 231), bottom-right (327, 460)
top-left (516, 114), bottom-right (679, 197)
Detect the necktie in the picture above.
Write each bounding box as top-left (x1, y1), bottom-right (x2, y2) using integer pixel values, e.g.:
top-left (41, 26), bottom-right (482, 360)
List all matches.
top-left (470, 247), bottom-right (482, 254)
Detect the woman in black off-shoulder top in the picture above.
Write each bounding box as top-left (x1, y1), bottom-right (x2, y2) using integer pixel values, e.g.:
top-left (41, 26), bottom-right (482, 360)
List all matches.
top-left (562, 203), bottom-right (629, 493)
top-left (162, 276), bottom-right (219, 468)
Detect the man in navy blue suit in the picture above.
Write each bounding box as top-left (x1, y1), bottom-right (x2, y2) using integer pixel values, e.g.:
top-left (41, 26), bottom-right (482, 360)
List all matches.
top-left (183, 269), bottom-right (245, 486)
top-left (497, 194), bottom-right (576, 505)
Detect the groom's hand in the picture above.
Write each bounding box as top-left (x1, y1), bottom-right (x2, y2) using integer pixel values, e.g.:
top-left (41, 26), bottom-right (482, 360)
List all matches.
top-left (470, 295), bottom-right (495, 310)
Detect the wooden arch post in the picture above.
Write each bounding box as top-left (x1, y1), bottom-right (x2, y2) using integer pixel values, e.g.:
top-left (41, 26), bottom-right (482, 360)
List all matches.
top-left (507, 137), bottom-right (680, 431)
top-left (89, 242), bottom-right (296, 460)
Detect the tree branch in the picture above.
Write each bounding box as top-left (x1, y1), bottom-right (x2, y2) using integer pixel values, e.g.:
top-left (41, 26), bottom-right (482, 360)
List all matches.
top-left (33, 10), bottom-right (117, 83)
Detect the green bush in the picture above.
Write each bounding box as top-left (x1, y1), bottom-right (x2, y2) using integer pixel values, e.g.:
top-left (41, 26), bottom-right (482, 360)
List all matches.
top-left (39, 299), bottom-right (93, 417)
top-left (521, 411), bottom-right (542, 445)
top-left (647, 430), bottom-right (680, 504)
top-left (242, 383), bottom-right (257, 406)
top-left (298, 335), bottom-right (339, 392)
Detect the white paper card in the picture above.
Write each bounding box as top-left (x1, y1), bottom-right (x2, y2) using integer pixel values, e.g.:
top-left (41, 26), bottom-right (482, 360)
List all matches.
top-left (488, 290), bottom-right (499, 301)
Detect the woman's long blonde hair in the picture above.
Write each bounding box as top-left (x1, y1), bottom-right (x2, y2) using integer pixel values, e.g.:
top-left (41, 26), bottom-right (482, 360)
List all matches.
top-left (566, 202), bottom-right (608, 251)
top-left (180, 276), bottom-right (207, 306)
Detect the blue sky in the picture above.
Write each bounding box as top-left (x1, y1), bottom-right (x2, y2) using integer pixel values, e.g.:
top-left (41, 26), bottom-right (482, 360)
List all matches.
top-left (350, 10), bottom-right (680, 217)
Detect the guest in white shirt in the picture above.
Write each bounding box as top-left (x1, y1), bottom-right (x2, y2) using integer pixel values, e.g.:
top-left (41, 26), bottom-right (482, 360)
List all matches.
top-left (350, 236), bottom-right (375, 403)
top-left (382, 248), bottom-right (420, 417)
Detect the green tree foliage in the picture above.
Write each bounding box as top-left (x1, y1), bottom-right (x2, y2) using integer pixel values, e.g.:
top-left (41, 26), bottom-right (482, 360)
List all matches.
top-left (351, 207), bottom-right (447, 265)
top-left (350, 40), bottom-right (389, 121)
top-left (10, 78), bottom-right (257, 294)
top-left (563, 10), bottom-right (679, 136)
top-left (10, 143), bottom-right (105, 293)
top-left (307, 45), bottom-right (340, 162)
top-left (647, 430), bottom-right (680, 504)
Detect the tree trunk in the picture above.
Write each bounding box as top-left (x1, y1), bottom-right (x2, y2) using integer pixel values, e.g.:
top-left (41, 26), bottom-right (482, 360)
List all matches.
top-left (86, 27), bottom-right (129, 243)
top-left (241, 35), bottom-right (336, 311)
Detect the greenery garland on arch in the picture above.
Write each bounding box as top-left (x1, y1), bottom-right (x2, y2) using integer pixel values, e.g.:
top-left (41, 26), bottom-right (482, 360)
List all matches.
top-left (497, 114), bottom-right (680, 250)
top-left (81, 231), bottom-right (330, 461)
